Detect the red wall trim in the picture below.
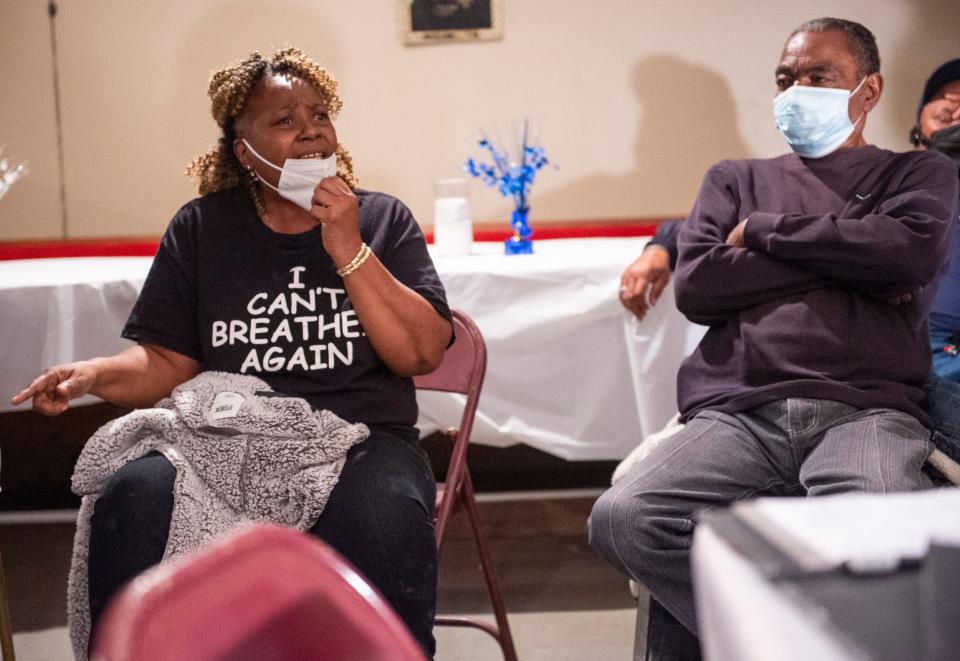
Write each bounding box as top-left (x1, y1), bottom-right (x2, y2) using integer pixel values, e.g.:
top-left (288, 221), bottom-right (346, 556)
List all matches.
top-left (423, 223), bottom-right (660, 243)
top-left (0, 239), bottom-right (161, 261)
top-left (0, 219), bottom-right (676, 261)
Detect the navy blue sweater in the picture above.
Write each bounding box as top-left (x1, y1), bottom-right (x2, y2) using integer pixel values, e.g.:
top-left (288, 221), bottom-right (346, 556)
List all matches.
top-left (675, 146), bottom-right (959, 424)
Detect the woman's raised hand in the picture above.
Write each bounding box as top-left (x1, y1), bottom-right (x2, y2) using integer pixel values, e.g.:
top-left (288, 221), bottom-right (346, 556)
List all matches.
top-left (10, 361), bottom-right (99, 416)
top-left (311, 177), bottom-right (362, 268)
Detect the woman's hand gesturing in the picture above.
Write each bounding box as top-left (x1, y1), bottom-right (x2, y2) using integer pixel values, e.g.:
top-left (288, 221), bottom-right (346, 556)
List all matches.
top-left (10, 361), bottom-right (99, 416)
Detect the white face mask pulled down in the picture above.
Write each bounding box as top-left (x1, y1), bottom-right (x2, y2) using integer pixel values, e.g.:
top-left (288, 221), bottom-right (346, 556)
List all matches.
top-left (242, 139), bottom-right (337, 211)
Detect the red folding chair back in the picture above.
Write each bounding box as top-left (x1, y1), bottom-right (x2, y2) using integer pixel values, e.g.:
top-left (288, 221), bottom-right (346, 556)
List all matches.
top-left (415, 309), bottom-right (518, 661)
top-left (91, 524), bottom-right (426, 661)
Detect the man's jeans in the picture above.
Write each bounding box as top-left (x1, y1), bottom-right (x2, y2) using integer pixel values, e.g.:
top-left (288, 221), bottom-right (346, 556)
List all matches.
top-left (925, 373), bottom-right (960, 464)
top-left (588, 398), bottom-right (932, 633)
top-left (929, 326), bottom-right (960, 382)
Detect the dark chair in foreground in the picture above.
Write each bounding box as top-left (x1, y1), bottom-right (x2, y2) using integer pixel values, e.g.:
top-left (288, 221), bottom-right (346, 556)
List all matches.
top-left (415, 309), bottom-right (518, 661)
top-left (91, 524), bottom-right (426, 661)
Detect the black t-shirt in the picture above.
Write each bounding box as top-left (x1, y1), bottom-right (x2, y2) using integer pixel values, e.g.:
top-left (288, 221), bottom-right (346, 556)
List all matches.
top-left (123, 187), bottom-right (452, 434)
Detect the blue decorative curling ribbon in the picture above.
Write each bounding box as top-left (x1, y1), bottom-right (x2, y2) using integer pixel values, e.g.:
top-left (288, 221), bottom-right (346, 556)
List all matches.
top-left (463, 121), bottom-right (552, 255)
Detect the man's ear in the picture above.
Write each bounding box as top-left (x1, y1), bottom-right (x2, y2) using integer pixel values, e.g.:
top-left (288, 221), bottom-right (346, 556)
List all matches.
top-left (862, 73), bottom-right (883, 114)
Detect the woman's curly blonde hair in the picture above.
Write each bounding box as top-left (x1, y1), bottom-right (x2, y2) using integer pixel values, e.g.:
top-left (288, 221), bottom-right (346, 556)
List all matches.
top-left (186, 47), bottom-right (358, 195)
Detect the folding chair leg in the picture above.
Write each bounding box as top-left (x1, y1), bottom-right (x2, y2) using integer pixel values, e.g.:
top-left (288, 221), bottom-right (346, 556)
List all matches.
top-left (0, 553), bottom-right (15, 661)
top-left (460, 472), bottom-right (518, 661)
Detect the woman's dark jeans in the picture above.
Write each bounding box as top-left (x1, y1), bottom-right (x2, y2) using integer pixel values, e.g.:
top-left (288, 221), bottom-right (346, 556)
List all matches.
top-left (88, 428), bottom-right (438, 656)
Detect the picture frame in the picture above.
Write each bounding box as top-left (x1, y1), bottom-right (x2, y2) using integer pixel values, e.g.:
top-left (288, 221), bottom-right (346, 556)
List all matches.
top-left (400, 0), bottom-right (503, 46)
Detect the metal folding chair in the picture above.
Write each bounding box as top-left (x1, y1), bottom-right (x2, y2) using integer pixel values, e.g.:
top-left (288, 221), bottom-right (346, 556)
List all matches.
top-left (415, 309), bottom-right (518, 661)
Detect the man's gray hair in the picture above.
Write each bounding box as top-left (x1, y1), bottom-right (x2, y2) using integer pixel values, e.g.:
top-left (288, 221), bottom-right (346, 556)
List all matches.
top-left (791, 17), bottom-right (880, 78)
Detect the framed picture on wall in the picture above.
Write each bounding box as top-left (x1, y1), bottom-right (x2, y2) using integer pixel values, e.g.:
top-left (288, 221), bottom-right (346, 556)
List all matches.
top-left (400, 0), bottom-right (503, 46)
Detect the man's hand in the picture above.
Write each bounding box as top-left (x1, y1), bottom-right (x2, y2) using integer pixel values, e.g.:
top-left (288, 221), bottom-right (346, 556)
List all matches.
top-left (925, 93), bottom-right (960, 133)
top-left (620, 245), bottom-right (671, 320)
top-left (887, 288), bottom-right (919, 306)
top-left (725, 219), bottom-right (749, 247)
top-left (888, 293), bottom-right (912, 305)
top-left (857, 286), bottom-right (921, 306)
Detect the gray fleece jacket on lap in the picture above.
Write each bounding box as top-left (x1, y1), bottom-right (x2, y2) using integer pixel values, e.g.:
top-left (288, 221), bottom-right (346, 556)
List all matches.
top-left (67, 371), bottom-right (369, 660)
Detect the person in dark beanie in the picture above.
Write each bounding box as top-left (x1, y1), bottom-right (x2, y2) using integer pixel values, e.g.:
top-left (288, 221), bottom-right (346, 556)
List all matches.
top-left (914, 59), bottom-right (960, 382)
top-left (911, 58), bottom-right (960, 162)
top-left (916, 59), bottom-right (960, 474)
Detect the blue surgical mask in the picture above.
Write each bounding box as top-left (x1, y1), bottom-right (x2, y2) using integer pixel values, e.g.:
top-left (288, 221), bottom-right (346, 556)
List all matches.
top-left (773, 78), bottom-right (867, 158)
top-left (242, 139), bottom-right (337, 211)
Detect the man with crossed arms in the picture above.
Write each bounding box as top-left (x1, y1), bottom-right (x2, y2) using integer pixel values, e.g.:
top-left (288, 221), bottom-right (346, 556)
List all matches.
top-left (590, 17), bottom-right (959, 655)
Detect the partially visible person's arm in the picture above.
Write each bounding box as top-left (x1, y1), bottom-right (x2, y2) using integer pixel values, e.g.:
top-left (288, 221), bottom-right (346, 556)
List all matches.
top-left (649, 219), bottom-right (681, 270)
top-left (675, 162), bottom-right (828, 326)
top-left (620, 245), bottom-right (670, 319)
top-left (10, 343), bottom-right (200, 415)
top-left (620, 221), bottom-right (679, 320)
top-left (12, 198), bottom-right (206, 415)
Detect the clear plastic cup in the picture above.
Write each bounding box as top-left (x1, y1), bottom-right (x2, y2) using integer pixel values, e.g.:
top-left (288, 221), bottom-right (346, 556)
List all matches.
top-left (433, 178), bottom-right (473, 256)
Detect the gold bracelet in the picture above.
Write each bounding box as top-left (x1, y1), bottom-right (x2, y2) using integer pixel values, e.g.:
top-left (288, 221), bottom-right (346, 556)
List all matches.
top-left (336, 243), bottom-right (372, 277)
top-left (336, 243), bottom-right (368, 276)
top-left (340, 244), bottom-right (371, 277)
top-left (345, 243), bottom-right (371, 274)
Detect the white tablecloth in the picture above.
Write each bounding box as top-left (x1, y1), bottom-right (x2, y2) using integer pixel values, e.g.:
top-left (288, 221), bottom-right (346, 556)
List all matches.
top-left (423, 239), bottom-right (705, 459)
top-left (1, 257), bottom-right (149, 410)
top-left (0, 239), bottom-right (706, 460)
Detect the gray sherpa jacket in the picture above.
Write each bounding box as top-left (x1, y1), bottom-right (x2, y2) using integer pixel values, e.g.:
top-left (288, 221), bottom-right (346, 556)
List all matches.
top-left (67, 371), bottom-right (369, 660)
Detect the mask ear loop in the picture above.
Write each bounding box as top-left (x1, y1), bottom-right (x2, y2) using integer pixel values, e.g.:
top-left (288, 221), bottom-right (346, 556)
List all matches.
top-left (242, 138), bottom-right (333, 186)
top-left (849, 76), bottom-right (868, 97)
top-left (242, 139), bottom-right (282, 172)
top-left (240, 138), bottom-right (287, 196)
top-left (848, 76), bottom-right (870, 129)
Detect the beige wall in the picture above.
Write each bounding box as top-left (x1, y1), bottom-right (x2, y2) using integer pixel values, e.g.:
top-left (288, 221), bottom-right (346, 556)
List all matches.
top-left (1, 0), bottom-right (958, 240)
top-left (0, 1), bottom-right (63, 238)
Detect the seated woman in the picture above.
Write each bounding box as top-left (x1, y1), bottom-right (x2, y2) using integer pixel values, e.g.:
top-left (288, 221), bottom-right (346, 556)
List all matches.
top-left (11, 47), bottom-right (452, 657)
